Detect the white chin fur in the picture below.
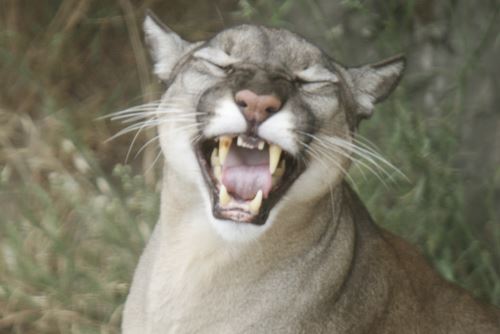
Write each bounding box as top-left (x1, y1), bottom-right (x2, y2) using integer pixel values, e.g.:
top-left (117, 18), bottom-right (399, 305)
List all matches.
top-left (210, 217), bottom-right (270, 242)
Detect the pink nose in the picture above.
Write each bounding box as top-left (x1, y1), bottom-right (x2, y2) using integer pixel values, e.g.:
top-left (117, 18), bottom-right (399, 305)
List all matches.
top-left (234, 90), bottom-right (282, 124)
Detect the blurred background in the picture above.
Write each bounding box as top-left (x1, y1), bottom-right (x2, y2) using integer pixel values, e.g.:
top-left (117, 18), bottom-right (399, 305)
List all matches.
top-left (0, 0), bottom-right (498, 332)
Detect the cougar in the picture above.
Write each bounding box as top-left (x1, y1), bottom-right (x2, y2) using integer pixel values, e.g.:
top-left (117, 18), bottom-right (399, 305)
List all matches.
top-left (121, 12), bottom-right (500, 333)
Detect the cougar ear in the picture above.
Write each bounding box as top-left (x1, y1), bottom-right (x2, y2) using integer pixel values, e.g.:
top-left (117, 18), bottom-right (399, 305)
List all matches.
top-left (143, 11), bottom-right (191, 81)
top-left (348, 55), bottom-right (405, 118)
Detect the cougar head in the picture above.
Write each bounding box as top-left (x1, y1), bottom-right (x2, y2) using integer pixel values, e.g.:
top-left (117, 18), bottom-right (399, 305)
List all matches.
top-left (141, 12), bottom-right (404, 241)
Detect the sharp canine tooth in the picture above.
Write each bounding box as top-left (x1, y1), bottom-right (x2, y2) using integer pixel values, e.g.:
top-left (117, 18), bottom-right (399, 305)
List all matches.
top-left (219, 136), bottom-right (232, 165)
top-left (219, 185), bottom-right (231, 205)
top-left (249, 190), bottom-right (263, 214)
top-left (269, 144), bottom-right (282, 174)
top-left (258, 141), bottom-right (265, 150)
top-left (214, 166), bottom-right (221, 181)
top-left (237, 136), bottom-right (243, 147)
top-left (211, 148), bottom-right (219, 166)
top-left (272, 160), bottom-right (285, 187)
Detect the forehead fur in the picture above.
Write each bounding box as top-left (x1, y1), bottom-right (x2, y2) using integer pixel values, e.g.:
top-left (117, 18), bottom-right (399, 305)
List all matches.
top-left (208, 25), bottom-right (325, 71)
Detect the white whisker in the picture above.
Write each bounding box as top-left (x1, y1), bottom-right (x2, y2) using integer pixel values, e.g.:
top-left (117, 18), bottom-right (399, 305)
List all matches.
top-left (107, 115), bottom-right (203, 141)
top-left (125, 118), bottom-right (155, 163)
top-left (310, 137), bottom-right (387, 186)
top-left (350, 131), bottom-right (382, 153)
top-left (296, 130), bottom-right (406, 185)
top-left (103, 98), bottom-right (200, 120)
top-left (298, 139), bottom-right (357, 187)
top-left (133, 134), bottom-right (160, 160)
top-left (326, 136), bottom-right (407, 181)
top-left (132, 123), bottom-right (202, 159)
top-left (116, 112), bottom-right (202, 124)
top-left (144, 144), bottom-right (163, 175)
top-left (313, 144), bottom-right (369, 182)
top-left (318, 136), bottom-right (393, 185)
top-left (111, 109), bottom-right (201, 121)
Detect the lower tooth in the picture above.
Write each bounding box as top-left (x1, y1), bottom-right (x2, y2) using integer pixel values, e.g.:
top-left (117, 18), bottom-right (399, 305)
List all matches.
top-left (269, 144), bottom-right (282, 174)
top-left (219, 185), bottom-right (231, 206)
top-left (214, 166), bottom-right (221, 181)
top-left (249, 190), bottom-right (263, 214)
top-left (211, 148), bottom-right (219, 166)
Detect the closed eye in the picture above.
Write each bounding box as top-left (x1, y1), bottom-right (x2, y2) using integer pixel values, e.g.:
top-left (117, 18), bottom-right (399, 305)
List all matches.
top-left (193, 47), bottom-right (237, 76)
top-left (199, 59), bottom-right (232, 76)
top-left (294, 65), bottom-right (339, 92)
top-left (295, 79), bottom-right (336, 92)
top-left (208, 60), bottom-right (233, 72)
top-left (295, 78), bottom-right (332, 85)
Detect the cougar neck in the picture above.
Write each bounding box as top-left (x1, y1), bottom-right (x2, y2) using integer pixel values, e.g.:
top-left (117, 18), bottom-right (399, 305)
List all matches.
top-left (158, 162), bottom-right (356, 282)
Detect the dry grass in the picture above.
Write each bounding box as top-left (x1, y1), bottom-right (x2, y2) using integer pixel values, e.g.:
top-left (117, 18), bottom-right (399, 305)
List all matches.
top-left (0, 1), bottom-right (231, 332)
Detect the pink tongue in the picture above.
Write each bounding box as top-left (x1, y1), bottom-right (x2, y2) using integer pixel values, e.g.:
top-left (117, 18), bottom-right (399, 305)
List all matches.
top-left (221, 145), bottom-right (272, 201)
top-left (222, 165), bottom-right (272, 200)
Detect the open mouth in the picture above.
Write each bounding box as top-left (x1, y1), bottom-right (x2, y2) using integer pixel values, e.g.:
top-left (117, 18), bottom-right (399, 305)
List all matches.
top-left (196, 134), bottom-right (303, 225)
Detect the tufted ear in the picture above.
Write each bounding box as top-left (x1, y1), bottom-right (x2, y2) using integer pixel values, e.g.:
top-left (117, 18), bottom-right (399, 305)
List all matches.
top-left (143, 11), bottom-right (191, 81)
top-left (348, 55), bottom-right (405, 118)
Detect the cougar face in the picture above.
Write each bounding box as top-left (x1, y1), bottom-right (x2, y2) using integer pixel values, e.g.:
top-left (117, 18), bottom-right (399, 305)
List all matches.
top-left (142, 13), bottom-right (404, 241)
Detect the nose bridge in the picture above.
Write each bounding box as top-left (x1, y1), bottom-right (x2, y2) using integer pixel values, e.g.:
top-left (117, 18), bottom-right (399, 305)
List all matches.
top-left (247, 70), bottom-right (272, 95)
top-left (235, 66), bottom-right (285, 98)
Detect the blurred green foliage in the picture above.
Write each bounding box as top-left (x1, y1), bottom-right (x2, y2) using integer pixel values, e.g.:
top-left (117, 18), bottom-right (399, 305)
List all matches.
top-left (0, 0), bottom-right (498, 332)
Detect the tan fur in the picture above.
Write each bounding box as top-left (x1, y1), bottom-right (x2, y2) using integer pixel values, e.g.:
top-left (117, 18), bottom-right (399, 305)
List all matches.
top-left (122, 13), bottom-right (500, 333)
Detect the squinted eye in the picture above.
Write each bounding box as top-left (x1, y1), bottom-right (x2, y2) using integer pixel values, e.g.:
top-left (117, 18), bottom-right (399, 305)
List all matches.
top-left (224, 64), bottom-right (235, 74)
top-left (193, 47), bottom-right (238, 77)
top-left (294, 65), bottom-right (339, 92)
top-left (296, 79), bottom-right (336, 93)
top-left (200, 60), bottom-right (228, 77)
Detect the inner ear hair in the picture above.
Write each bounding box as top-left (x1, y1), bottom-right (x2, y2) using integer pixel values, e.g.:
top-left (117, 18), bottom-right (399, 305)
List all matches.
top-left (145, 9), bottom-right (176, 35)
top-left (143, 10), bottom-right (191, 81)
top-left (369, 54), bottom-right (406, 103)
top-left (349, 54), bottom-right (406, 103)
top-left (347, 54), bottom-right (405, 118)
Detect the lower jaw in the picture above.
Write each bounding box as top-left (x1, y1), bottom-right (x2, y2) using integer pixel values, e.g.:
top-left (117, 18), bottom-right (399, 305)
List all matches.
top-left (212, 202), bottom-right (269, 225)
top-left (206, 169), bottom-right (305, 225)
